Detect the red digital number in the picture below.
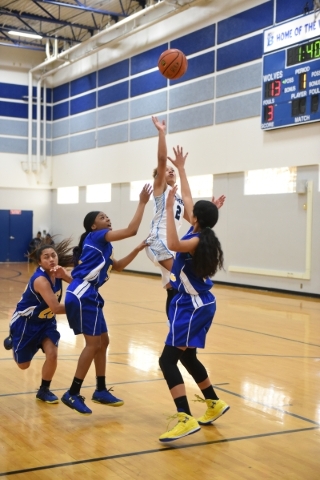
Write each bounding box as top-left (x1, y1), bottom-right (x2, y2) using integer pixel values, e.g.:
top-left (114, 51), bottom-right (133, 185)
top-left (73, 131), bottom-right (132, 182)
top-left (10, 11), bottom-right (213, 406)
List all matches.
top-left (274, 80), bottom-right (281, 96)
top-left (264, 105), bottom-right (274, 122)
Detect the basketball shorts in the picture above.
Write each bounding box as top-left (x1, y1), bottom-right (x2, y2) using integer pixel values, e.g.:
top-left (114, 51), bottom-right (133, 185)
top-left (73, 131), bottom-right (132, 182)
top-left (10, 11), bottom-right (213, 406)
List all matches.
top-left (11, 317), bottom-right (60, 364)
top-left (145, 238), bottom-right (174, 288)
top-left (166, 291), bottom-right (216, 348)
top-left (65, 280), bottom-right (108, 336)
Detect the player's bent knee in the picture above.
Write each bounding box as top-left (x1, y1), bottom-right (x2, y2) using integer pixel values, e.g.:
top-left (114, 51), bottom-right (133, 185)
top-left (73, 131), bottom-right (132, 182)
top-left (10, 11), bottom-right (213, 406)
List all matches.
top-left (17, 361), bottom-right (31, 370)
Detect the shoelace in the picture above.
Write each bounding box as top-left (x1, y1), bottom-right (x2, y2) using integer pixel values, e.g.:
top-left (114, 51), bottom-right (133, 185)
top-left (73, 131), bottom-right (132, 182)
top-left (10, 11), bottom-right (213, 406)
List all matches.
top-left (193, 394), bottom-right (206, 404)
top-left (193, 394), bottom-right (217, 407)
top-left (76, 394), bottom-right (86, 403)
top-left (164, 412), bottom-right (187, 430)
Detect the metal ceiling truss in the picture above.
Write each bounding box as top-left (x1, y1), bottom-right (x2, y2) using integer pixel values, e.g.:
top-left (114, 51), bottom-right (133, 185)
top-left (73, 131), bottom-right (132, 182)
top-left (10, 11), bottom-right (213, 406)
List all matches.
top-left (0, 0), bottom-right (143, 51)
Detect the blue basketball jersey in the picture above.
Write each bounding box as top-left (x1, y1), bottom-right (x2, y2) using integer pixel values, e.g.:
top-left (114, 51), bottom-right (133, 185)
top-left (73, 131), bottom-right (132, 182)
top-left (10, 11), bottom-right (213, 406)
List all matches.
top-left (71, 229), bottom-right (113, 288)
top-left (169, 227), bottom-right (214, 295)
top-left (10, 267), bottom-right (62, 326)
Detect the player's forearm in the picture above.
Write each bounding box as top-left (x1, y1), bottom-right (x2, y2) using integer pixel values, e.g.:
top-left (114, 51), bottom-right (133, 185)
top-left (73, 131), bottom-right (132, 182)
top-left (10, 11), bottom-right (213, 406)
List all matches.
top-left (112, 247), bottom-right (141, 271)
top-left (166, 208), bottom-right (180, 251)
top-left (158, 130), bottom-right (167, 166)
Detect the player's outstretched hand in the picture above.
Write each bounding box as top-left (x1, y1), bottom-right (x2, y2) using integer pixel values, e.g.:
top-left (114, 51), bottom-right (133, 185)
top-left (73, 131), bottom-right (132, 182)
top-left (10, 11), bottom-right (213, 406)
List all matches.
top-left (136, 240), bottom-right (149, 252)
top-left (152, 116), bottom-right (166, 133)
top-left (139, 184), bottom-right (153, 204)
top-left (212, 195), bottom-right (226, 209)
top-left (168, 145), bottom-right (188, 170)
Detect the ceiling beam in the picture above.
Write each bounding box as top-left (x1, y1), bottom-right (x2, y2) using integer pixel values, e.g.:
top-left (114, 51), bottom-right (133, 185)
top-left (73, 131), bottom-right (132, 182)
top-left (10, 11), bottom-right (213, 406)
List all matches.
top-left (0, 6), bottom-right (98, 31)
top-left (34, 0), bottom-right (128, 17)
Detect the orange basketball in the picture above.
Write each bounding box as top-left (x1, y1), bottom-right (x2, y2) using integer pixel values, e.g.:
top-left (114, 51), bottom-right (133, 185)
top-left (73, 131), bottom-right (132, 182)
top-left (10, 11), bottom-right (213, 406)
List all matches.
top-left (158, 49), bottom-right (188, 80)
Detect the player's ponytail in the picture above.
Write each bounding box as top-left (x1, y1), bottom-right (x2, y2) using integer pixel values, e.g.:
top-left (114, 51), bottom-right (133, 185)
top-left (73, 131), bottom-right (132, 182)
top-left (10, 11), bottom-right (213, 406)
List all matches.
top-left (192, 200), bottom-right (224, 278)
top-left (73, 211), bottom-right (100, 266)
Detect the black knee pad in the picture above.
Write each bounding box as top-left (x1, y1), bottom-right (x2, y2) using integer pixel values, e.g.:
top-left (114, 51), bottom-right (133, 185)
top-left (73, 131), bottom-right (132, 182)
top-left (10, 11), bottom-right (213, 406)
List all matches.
top-left (180, 348), bottom-right (208, 384)
top-left (159, 345), bottom-right (184, 390)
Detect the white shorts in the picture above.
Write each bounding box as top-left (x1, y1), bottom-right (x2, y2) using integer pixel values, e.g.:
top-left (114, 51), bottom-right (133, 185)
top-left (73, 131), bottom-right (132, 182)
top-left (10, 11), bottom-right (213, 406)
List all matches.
top-left (145, 246), bottom-right (173, 288)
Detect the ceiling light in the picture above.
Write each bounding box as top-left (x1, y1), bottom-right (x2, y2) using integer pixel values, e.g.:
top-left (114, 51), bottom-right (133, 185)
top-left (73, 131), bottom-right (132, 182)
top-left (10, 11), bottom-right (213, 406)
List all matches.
top-left (9, 31), bottom-right (42, 40)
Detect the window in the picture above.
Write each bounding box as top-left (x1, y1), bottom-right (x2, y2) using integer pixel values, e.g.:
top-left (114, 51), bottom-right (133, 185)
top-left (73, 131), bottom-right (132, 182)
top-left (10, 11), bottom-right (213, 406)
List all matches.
top-left (130, 175), bottom-right (213, 201)
top-left (57, 186), bottom-right (79, 204)
top-left (176, 174), bottom-right (213, 198)
top-left (244, 167), bottom-right (297, 195)
top-left (130, 180), bottom-right (153, 201)
top-left (86, 184), bottom-right (111, 203)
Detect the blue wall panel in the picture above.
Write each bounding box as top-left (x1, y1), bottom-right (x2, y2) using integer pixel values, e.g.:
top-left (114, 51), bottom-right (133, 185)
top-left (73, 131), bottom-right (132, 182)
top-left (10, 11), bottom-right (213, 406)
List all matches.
top-left (130, 115), bottom-right (167, 141)
top-left (46, 88), bottom-right (52, 103)
top-left (171, 51), bottom-right (215, 85)
top-left (0, 137), bottom-right (27, 154)
top-left (53, 101), bottom-right (69, 120)
top-left (70, 131), bottom-right (96, 152)
top-left (130, 91), bottom-right (167, 119)
top-left (98, 60), bottom-right (129, 87)
top-left (276, 0), bottom-right (307, 23)
top-left (97, 102), bottom-right (128, 127)
top-left (216, 63), bottom-right (262, 98)
top-left (171, 24), bottom-right (215, 55)
top-left (70, 111), bottom-right (96, 134)
top-left (98, 81), bottom-right (129, 107)
top-left (97, 124), bottom-right (128, 147)
top-left (131, 71), bottom-right (167, 97)
top-left (215, 91), bottom-right (260, 124)
top-left (218, 1), bottom-right (273, 44)
top-left (131, 44), bottom-right (167, 75)
top-left (0, 101), bottom-right (27, 119)
top-left (169, 104), bottom-right (213, 133)
top-left (53, 119), bottom-right (69, 138)
top-left (217, 34), bottom-right (263, 71)
top-left (71, 72), bottom-right (96, 96)
top-left (0, 118), bottom-right (27, 136)
top-left (53, 83), bottom-right (69, 103)
top-left (52, 137), bottom-right (69, 156)
top-left (169, 78), bottom-right (214, 110)
top-left (0, 82), bottom-right (27, 100)
top-left (70, 92), bottom-right (96, 115)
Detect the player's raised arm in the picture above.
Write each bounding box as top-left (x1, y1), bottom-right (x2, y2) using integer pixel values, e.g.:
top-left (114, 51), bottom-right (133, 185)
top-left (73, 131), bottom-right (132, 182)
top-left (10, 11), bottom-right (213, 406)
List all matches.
top-left (105, 184), bottom-right (152, 242)
top-left (152, 116), bottom-right (167, 195)
top-left (168, 145), bottom-right (193, 223)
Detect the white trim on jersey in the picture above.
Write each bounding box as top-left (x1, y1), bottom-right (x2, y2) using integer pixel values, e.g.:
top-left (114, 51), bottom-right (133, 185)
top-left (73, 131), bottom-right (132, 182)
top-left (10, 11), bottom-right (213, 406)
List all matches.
top-left (180, 268), bottom-right (199, 295)
top-left (73, 280), bottom-right (91, 298)
top-left (82, 245), bottom-right (106, 282)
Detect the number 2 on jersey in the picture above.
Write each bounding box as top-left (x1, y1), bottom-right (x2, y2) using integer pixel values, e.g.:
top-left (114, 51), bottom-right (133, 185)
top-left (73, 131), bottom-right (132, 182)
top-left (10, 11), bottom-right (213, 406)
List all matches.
top-left (175, 205), bottom-right (182, 220)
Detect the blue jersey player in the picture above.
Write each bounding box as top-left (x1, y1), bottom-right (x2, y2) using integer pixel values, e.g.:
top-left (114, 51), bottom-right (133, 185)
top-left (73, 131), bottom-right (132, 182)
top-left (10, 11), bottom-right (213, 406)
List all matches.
top-left (61, 184), bottom-right (152, 415)
top-left (158, 179), bottom-right (230, 442)
top-left (6, 244), bottom-right (72, 404)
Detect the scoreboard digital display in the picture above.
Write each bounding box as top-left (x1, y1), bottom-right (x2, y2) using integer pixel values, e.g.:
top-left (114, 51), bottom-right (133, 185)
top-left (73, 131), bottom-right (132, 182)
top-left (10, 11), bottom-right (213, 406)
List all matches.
top-left (262, 13), bottom-right (320, 130)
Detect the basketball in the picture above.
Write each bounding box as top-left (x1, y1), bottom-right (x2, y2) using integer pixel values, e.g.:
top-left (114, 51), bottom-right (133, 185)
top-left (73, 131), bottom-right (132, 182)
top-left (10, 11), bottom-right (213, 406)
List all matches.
top-left (158, 49), bottom-right (188, 80)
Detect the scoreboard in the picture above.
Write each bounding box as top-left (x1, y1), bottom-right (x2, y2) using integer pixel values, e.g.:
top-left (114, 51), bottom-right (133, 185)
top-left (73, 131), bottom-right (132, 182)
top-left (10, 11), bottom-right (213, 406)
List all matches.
top-left (262, 12), bottom-right (320, 130)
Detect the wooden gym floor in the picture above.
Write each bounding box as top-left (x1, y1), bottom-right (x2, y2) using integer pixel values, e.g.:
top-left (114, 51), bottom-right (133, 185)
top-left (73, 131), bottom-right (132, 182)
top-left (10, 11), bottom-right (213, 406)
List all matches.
top-left (0, 262), bottom-right (319, 479)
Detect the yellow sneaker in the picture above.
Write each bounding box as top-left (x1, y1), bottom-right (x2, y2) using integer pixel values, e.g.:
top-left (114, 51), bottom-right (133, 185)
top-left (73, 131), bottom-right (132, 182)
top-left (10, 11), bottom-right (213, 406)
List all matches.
top-left (194, 394), bottom-right (230, 425)
top-left (159, 412), bottom-right (201, 442)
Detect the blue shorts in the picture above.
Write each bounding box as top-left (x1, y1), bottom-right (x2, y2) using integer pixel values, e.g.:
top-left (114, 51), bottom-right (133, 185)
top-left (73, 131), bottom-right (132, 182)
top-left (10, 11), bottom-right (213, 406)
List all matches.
top-left (11, 317), bottom-right (60, 364)
top-left (166, 291), bottom-right (216, 348)
top-left (65, 280), bottom-right (108, 336)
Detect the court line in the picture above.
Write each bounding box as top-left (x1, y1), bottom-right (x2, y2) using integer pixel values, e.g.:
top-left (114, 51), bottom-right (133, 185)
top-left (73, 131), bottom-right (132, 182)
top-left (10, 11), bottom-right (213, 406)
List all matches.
top-left (0, 377), bottom-right (318, 427)
top-left (214, 322), bottom-right (320, 348)
top-left (0, 426), bottom-right (317, 477)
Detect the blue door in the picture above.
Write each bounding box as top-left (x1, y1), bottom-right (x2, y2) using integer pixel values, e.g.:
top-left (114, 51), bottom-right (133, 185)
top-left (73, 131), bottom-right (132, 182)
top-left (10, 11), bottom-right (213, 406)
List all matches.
top-left (0, 210), bottom-right (33, 262)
